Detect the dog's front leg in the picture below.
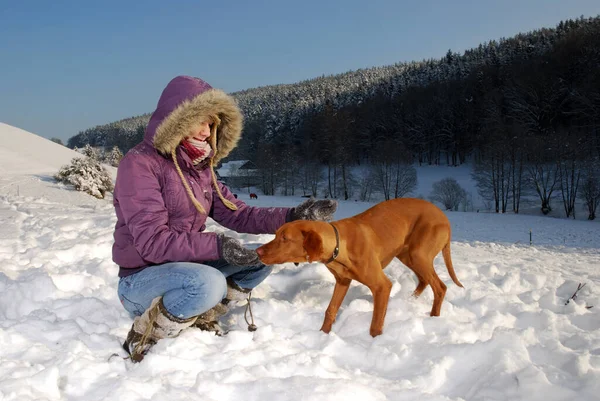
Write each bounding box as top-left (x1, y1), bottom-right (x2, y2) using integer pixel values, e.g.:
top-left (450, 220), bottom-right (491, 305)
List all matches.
top-left (366, 270), bottom-right (393, 337)
top-left (321, 275), bottom-right (351, 334)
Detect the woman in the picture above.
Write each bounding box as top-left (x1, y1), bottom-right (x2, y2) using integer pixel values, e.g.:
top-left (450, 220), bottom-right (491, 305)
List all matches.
top-left (112, 75), bottom-right (336, 362)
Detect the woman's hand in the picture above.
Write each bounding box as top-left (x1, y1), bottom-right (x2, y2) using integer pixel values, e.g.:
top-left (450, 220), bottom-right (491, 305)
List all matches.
top-left (218, 234), bottom-right (261, 266)
top-left (291, 198), bottom-right (338, 222)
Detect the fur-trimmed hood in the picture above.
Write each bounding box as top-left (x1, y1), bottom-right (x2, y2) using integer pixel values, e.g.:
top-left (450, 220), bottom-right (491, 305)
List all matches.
top-left (144, 75), bottom-right (243, 165)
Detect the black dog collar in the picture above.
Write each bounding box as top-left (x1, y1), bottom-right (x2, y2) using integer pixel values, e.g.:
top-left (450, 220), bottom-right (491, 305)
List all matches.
top-left (324, 223), bottom-right (340, 264)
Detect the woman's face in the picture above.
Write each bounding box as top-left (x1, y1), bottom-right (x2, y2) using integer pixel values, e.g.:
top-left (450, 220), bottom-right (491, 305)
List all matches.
top-left (190, 121), bottom-right (212, 142)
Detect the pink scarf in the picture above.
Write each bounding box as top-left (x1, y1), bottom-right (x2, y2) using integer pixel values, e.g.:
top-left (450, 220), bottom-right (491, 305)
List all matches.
top-left (181, 138), bottom-right (211, 165)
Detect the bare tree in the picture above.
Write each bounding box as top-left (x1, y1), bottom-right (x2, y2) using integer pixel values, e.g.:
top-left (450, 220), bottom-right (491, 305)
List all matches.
top-left (336, 109), bottom-right (355, 200)
top-left (556, 130), bottom-right (585, 219)
top-left (472, 146), bottom-right (512, 213)
top-left (430, 177), bottom-right (467, 211)
top-left (524, 137), bottom-right (560, 214)
top-left (279, 147), bottom-right (301, 196)
top-left (255, 144), bottom-right (280, 196)
top-left (372, 162), bottom-right (392, 201)
top-left (371, 140), bottom-right (416, 200)
top-left (506, 133), bottom-right (526, 213)
top-left (326, 162), bottom-right (339, 199)
top-left (373, 162), bottom-right (417, 200)
top-left (557, 158), bottom-right (581, 219)
top-left (319, 105), bottom-right (356, 200)
top-left (472, 156), bottom-right (498, 212)
top-left (526, 161), bottom-right (559, 214)
top-left (393, 164), bottom-right (417, 198)
top-left (300, 162), bottom-right (323, 197)
top-left (356, 168), bottom-right (376, 202)
top-left (579, 159), bottom-right (600, 220)
top-left (475, 91), bottom-right (514, 213)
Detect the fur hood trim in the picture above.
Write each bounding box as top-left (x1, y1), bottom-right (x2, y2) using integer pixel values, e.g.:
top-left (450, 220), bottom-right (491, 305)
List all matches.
top-left (152, 80), bottom-right (243, 164)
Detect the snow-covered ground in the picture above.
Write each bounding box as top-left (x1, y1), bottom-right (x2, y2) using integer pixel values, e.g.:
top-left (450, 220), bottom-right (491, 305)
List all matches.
top-left (1, 122), bottom-right (600, 401)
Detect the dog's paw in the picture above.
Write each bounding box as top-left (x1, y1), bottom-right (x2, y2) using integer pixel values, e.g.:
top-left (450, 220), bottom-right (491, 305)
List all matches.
top-left (369, 327), bottom-right (383, 337)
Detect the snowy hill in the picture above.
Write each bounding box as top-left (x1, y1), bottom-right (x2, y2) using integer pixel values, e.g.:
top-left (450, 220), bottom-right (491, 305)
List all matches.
top-left (0, 122), bottom-right (599, 401)
top-left (0, 122), bottom-right (116, 204)
top-left (0, 122), bottom-right (83, 174)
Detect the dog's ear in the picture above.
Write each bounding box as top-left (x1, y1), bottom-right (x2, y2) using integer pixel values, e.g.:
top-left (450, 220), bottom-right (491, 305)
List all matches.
top-left (302, 230), bottom-right (323, 263)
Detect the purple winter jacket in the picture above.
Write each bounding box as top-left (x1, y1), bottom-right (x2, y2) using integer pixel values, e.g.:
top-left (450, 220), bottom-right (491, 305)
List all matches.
top-left (112, 76), bottom-right (290, 277)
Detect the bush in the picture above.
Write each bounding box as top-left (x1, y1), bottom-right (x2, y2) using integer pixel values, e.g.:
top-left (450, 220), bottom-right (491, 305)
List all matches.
top-left (429, 177), bottom-right (466, 211)
top-left (54, 157), bottom-right (114, 199)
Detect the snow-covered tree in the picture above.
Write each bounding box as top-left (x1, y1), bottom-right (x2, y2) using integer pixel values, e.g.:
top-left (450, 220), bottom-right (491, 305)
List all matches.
top-left (81, 144), bottom-right (102, 161)
top-left (54, 157), bottom-right (114, 199)
top-left (75, 16), bottom-right (600, 160)
top-left (105, 146), bottom-right (124, 167)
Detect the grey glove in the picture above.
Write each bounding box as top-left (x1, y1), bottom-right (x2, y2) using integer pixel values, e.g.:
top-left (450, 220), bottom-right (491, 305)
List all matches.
top-left (218, 234), bottom-right (260, 267)
top-left (291, 197), bottom-right (338, 222)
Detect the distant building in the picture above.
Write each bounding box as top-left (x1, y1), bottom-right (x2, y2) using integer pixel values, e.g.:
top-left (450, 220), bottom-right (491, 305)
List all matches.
top-left (216, 160), bottom-right (260, 189)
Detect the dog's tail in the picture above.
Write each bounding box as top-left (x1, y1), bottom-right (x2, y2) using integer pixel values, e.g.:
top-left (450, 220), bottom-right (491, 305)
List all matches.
top-left (442, 242), bottom-right (463, 288)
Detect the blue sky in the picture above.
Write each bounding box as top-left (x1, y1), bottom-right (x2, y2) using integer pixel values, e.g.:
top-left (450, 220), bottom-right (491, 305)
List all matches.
top-left (1, 0), bottom-right (599, 142)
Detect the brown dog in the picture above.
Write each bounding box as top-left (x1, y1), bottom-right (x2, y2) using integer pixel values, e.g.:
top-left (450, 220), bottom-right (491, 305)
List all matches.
top-left (256, 198), bottom-right (463, 337)
top-left (249, 193), bottom-right (258, 199)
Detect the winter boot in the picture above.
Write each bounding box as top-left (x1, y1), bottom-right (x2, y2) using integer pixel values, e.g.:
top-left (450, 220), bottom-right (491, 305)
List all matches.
top-left (192, 277), bottom-right (253, 335)
top-left (192, 302), bottom-right (229, 335)
top-left (122, 296), bottom-right (196, 362)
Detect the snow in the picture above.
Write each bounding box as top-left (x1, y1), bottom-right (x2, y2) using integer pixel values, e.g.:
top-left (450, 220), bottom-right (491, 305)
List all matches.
top-left (1, 122), bottom-right (599, 401)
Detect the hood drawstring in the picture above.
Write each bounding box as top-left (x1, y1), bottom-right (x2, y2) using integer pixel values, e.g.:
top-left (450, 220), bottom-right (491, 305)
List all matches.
top-left (210, 158), bottom-right (238, 212)
top-left (171, 121), bottom-right (238, 215)
top-left (208, 123), bottom-right (238, 212)
top-left (171, 148), bottom-right (207, 214)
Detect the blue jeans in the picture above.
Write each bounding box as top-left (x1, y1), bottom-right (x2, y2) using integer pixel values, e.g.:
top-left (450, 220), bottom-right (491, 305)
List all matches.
top-left (117, 260), bottom-right (272, 319)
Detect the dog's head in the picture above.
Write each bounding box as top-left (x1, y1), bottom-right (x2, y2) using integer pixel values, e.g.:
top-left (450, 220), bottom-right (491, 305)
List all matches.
top-left (256, 220), bottom-right (324, 265)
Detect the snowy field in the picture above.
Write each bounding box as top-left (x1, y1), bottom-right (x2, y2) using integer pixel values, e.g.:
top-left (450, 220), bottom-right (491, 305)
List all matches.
top-left (1, 122), bottom-right (600, 401)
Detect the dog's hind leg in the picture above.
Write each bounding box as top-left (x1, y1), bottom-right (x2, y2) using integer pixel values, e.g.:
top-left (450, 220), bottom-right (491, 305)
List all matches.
top-left (320, 273), bottom-right (351, 334)
top-left (407, 226), bottom-right (449, 316)
top-left (427, 268), bottom-right (447, 317)
top-left (397, 252), bottom-right (428, 298)
top-left (412, 276), bottom-right (429, 298)
top-left (405, 248), bottom-right (446, 316)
